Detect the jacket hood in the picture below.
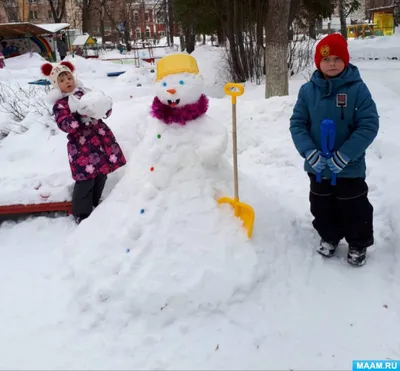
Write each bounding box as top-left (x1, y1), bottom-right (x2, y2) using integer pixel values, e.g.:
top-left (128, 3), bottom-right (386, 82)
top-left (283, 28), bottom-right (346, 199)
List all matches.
top-left (310, 63), bottom-right (362, 96)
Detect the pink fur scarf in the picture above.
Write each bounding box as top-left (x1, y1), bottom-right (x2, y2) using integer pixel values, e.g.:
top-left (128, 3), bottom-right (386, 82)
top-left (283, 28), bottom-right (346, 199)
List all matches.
top-left (150, 94), bottom-right (209, 125)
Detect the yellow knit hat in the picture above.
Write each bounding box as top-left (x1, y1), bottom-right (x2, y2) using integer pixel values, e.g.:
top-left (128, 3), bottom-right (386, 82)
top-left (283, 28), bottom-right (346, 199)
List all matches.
top-left (155, 53), bottom-right (199, 81)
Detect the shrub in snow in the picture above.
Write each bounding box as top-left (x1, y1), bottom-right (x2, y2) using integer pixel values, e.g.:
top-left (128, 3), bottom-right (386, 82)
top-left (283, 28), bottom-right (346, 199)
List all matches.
top-left (0, 83), bottom-right (53, 138)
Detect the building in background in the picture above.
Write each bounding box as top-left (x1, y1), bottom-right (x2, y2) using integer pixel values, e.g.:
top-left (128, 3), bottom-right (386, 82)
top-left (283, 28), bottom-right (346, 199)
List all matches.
top-left (0, 1), bottom-right (8, 22)
top-left (1, 0), bottom-right (69, 23)
top-left (87, 0), bottom-right (176, 44)
top-left (65, 0), bottom-right (82, 32)
top-left (0, 0), bottom-right (176, 46)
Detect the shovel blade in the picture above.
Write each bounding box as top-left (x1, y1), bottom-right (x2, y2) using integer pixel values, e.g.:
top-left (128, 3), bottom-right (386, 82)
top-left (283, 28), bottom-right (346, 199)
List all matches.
top-left (218, 196), bottom-right (255, 238)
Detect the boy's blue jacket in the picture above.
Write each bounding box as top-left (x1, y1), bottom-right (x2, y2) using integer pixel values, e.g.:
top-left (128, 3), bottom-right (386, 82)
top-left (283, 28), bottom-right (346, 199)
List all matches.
top-left (289, 63), bottom-right (379, 179)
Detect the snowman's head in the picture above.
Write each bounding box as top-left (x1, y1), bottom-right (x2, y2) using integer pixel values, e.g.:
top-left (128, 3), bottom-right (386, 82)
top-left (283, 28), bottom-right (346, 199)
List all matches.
top-left (155, 53), bottom-right (205, 107)
top-left (156, 72), bottom-right (204, 107)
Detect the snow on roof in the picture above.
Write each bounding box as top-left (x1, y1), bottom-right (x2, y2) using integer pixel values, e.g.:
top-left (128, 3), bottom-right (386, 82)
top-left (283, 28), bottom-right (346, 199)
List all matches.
top-left (36, 23), bottom-right (70, 33)
top-left (0, 22), bottom-right (69, 38)
top-left (72, 34), bottom-right (97, 46)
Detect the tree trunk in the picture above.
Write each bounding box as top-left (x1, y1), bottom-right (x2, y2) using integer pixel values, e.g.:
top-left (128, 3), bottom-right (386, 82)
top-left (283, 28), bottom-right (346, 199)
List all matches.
top-left (99, 10), bottom-right (105, 46)
top-left (265, 0), bottom-right (290, 98)
top-left (308, 18), bottom-right (316, 39)
top-left (168, 0), bottom-right (174, 45)
top-left (180, 35), bottom-right (185, 51)
top-left (339, 0), bottom-right (348, 39)
top-left (82, 1), bottom-right (91, 34)
top-left (288, 0), bottom-right (301, 28)
top-left (186, 34), bottom-right (196, 53)
top-left (124, 23), bottom-right (132, 51)
top-left (216, 24), bottom-right (225, 46)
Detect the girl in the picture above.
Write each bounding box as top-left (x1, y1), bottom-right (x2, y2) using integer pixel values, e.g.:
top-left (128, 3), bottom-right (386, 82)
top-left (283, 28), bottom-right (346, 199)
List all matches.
top-left (41, 61), bottom-right (127, 224)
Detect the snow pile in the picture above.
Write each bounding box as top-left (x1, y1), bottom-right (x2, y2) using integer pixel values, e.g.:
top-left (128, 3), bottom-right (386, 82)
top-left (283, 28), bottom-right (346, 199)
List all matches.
top-left (348, 33), bottom-right (400, 60)
top-left (0, 52), bottom-right (48, 83)
top-left (115, 66), bottom-right (155, 86)
top-left (1, 52), bottom-right (47, 71)
top-left (62, 65), bottom-right (265, 327)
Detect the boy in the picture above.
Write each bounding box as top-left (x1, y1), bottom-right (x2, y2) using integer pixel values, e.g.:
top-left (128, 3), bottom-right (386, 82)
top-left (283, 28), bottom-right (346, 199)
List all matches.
top-left (289, 33), bottom-right (379, 267)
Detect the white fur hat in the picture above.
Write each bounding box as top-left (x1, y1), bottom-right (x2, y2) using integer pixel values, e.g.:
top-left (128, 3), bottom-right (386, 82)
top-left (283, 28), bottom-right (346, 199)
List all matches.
top-left (41, 61), bottom-right (75, 89)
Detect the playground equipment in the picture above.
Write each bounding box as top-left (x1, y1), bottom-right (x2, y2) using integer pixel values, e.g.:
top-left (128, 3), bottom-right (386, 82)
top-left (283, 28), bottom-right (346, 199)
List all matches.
top-left (0, 22), bottom-right (70, 61)
top-left (347, 23), bottom-right (375, 38)
top-left (372, 11), bottom-right (394, 36)
top-left (72, 33), bottom-right (99, 58)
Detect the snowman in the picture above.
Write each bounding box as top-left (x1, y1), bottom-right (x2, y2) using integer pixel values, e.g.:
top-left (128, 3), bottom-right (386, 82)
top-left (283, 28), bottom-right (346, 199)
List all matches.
top-left (62, 54), bottom-right (256, 323)
top-left (122, 52), bottom-right (230, 191)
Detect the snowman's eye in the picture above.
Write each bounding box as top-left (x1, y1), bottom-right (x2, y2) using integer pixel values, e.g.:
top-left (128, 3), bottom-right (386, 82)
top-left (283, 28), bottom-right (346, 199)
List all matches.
top-left (162, 82), bottom-right (167, 87)
top-left (179, 80), bottom-right (184, 85)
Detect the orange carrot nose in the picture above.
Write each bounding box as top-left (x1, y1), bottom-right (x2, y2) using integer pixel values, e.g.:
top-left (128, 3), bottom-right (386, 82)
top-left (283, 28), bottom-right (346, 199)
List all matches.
top-left (167, 88), bottom-right (176, 94)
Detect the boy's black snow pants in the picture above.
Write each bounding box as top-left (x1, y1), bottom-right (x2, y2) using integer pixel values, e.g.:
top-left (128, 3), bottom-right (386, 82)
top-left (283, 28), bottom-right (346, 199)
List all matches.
top-left (72, 174), bottom-right (107, 219)
top-left (308, 173), bottom-right (374, 250)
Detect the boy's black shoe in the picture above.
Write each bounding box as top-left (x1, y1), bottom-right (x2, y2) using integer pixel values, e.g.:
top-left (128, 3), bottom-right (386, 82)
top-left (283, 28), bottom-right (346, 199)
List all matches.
top-left (347, 247), bottom-right (367, 267)
top-left (317, 239), bottom-right (338, 258)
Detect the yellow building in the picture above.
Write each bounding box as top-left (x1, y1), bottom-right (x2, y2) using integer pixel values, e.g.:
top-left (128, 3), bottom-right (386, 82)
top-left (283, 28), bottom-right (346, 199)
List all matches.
top-left (367, 4), bottom-right (396, 36)
top-left (373, 11), bottom-right (394, 35)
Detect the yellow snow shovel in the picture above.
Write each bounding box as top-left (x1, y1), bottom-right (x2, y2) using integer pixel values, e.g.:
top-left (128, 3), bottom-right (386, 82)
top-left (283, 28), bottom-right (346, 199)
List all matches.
top-left (218, 83), bottom-right (255, 238)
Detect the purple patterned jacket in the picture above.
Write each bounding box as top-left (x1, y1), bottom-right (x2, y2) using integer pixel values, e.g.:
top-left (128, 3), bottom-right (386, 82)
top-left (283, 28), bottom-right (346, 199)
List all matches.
top-left (53, 91), bottom-right (127, 181)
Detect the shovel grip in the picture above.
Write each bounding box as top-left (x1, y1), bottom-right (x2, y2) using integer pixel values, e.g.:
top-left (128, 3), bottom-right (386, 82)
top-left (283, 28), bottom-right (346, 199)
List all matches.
top-left (224, 83), bottom-right (244, 104)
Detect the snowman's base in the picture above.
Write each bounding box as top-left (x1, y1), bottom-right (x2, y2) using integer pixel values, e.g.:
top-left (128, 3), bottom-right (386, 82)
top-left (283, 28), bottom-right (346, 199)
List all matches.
top-left (0, 201), bottom-right (72, 217)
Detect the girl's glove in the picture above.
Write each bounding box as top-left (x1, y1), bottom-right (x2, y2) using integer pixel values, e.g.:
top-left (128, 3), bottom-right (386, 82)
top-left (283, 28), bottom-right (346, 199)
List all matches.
top-left (327, 151), bottom-right (350, 174)
top-left (305, 149), bottom-right (327, 173)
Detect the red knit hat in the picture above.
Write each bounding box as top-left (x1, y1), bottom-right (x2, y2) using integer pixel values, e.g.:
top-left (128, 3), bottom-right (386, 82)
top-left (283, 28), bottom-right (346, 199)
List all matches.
top-left (314, 33), bottom-right (350, 70)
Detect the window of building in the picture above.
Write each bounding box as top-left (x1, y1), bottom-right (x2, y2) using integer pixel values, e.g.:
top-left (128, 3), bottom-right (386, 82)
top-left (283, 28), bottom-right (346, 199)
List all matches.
top-left (29, 10), bottom-right (38, 19)
top-left (145, 27), bottom-right (150, 38)
top-left (134, 12), bottom-right (139, 22)
top-left (136, 28), bottom-right (141, 38)
top-left (158, 31), bottom-right (165, 37)
top-left (145, 12), bottom-right (149, 22)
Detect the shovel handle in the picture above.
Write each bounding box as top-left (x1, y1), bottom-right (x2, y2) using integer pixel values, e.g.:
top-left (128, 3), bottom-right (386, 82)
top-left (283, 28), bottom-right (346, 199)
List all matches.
top-left (224, 83), bottom-right (244, 104)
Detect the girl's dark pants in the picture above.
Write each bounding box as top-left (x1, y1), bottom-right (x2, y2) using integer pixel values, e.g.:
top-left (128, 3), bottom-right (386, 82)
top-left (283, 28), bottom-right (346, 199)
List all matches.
top-left (72, 174), bottom-right (107, 219)
top-left (308, 173), bottom-right (374, 250)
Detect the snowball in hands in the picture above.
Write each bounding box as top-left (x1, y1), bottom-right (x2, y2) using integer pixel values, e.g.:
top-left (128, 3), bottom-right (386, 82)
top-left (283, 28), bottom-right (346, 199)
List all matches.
top-left (78, 91), bottom-right (113, 119)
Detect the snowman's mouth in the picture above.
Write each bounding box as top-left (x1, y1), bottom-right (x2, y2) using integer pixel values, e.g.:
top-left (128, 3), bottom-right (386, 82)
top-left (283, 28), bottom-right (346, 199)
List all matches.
top-left (167, 99), bottom-right (180, 107)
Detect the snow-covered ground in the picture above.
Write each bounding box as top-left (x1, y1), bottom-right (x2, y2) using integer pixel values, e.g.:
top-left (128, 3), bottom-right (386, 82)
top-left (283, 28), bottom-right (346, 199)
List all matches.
top-left (1, 38), bottom-right (400, 370)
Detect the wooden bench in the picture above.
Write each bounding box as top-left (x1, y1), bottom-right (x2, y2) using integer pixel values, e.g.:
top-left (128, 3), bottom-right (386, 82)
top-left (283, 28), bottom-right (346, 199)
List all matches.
top-left (0, 201), bottom-right (72, 216)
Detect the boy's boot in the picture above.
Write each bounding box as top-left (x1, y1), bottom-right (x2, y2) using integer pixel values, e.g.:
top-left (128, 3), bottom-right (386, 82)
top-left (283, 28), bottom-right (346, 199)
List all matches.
top-left (317, 239), bottom-right (338, 258)
top-left (347, 247), bottom-right (367, 267)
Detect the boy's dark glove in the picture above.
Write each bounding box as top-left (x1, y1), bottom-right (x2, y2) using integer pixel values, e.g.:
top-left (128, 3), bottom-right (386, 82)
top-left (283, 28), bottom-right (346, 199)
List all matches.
top-left (327, 151), bottom-right (350, 174)
top-left (305, 149), bottom-right (327, 173)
